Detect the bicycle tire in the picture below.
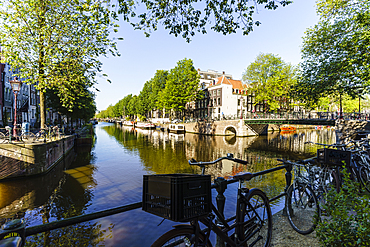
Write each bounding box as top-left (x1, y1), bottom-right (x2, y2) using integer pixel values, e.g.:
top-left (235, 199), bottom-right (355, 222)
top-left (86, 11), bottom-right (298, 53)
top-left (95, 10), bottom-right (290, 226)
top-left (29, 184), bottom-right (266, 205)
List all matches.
top-left (316, 168), bottom-right (340, 207)
top-left (286, 182), bottom-right (319, 235)
top-left (359, 165), bottom-right (370, 193)
top-left (0, 132), bottom-right (6, 143)
top-left (151, 227), bottom-right (211, 247)
top-left (330, 169), bottom-right (341, 193)
top-left (242, 188), bottom-right (272, 247)
top-left (21, 132), bottom-right (36, 143)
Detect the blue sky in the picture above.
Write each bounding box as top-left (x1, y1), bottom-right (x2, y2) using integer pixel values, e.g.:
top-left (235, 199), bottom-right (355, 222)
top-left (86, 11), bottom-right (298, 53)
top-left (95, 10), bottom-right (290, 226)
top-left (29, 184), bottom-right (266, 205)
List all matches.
top-left (95, 1), bottom-right (319, 111)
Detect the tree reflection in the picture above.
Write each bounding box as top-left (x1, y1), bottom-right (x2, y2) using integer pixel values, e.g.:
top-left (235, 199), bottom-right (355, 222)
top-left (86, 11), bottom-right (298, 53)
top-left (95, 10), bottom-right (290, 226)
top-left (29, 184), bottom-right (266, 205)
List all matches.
top-left (103, 124), bottom-right (336, 206)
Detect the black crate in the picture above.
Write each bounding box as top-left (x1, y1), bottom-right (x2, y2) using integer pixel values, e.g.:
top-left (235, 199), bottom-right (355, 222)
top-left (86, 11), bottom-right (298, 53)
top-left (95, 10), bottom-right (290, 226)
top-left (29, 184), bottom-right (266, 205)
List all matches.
top-left (317, 148), bottom-right (351, 166)
top-left (142, 174), bottom-right (212, 222)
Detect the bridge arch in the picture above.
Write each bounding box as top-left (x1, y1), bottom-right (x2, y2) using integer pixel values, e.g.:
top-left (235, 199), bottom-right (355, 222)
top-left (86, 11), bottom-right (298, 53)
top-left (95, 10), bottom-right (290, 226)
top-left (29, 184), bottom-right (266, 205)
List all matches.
top-left (224, 125), bottom-right (237, 136)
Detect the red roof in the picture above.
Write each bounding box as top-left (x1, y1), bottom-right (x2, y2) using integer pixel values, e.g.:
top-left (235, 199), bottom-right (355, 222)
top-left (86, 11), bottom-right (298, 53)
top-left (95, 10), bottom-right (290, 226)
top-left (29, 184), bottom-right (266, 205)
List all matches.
top-left (214, 76), bottom-right (245, 90)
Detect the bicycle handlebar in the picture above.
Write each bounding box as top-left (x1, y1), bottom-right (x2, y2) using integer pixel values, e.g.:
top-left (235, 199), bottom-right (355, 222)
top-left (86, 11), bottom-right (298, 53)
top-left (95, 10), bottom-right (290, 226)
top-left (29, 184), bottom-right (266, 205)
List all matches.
top-left (188, 153), bottom-right (248, 167)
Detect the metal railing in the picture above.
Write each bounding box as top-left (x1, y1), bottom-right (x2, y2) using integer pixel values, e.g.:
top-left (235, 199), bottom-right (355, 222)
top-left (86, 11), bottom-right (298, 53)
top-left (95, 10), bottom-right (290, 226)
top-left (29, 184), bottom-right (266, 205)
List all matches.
top-left (15, 162), bottom-right (294, 244)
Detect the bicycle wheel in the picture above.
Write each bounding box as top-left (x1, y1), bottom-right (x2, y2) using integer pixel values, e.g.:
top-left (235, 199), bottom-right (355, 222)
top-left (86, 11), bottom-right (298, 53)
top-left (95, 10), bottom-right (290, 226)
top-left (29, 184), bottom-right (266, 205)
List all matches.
top-left (359, 165), bottom-right (370, 193)
top-left (286, 182), bottom-right (319, 235)
top-left (21, 132), bottom-right (36, 143)
top-left (242, 188), bottom-right (272, 247)
top-left (316, 168), bottom-right (340, 207)
top-left (0, 132), bottom-right (6, 143)
top-left (151, 227), bottom-right (211, 247)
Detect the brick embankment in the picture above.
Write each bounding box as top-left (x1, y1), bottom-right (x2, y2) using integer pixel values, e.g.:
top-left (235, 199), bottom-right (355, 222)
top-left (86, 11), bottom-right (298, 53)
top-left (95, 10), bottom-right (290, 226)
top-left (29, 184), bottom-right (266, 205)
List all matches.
top-left (271, 210), bottom-right (320, 247)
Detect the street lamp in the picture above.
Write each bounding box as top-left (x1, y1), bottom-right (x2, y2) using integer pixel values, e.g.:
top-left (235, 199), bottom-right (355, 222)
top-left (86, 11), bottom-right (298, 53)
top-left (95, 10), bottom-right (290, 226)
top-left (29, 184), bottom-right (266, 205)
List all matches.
top-left (10, 77), bottom-right (22, 137)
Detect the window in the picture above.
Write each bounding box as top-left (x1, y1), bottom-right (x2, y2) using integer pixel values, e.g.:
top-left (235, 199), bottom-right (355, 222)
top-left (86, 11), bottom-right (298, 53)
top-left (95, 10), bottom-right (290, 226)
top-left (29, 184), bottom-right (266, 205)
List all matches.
top-left (218, 98), bottom-right (220, 105)
top-left (238, 99), bottom-right (240, 106)
top-left (217, 89), bottom-right (221, 95)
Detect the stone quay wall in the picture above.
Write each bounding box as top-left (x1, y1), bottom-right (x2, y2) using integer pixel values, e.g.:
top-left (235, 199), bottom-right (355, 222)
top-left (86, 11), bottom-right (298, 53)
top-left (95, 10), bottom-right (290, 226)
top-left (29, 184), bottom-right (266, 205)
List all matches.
top-left (0, 136), bottom-right (75, 180)
top-left (161, 120), bottom-right (262, 137)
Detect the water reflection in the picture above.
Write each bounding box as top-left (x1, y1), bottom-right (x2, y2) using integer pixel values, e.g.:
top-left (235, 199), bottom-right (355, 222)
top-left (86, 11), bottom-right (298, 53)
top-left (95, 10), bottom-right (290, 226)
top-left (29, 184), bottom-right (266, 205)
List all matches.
top-left (104, 124), bottom-right (336, 208)
top-left (0, 123), bottom-right (336, 246)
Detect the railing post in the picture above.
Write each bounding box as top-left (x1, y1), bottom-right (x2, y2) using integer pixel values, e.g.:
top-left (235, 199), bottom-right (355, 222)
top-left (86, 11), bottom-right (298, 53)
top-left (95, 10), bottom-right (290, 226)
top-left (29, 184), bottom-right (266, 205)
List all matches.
top-left (282, 164), bottom-right (293, 216)
top-left (214, 177), bottom-right (227, 247)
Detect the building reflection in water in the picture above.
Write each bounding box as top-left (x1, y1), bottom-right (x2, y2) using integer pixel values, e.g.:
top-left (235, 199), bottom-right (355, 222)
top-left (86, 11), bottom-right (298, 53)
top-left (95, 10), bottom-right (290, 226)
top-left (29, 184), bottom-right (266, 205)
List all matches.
top-left (0, 123), bottom-right (336, 246)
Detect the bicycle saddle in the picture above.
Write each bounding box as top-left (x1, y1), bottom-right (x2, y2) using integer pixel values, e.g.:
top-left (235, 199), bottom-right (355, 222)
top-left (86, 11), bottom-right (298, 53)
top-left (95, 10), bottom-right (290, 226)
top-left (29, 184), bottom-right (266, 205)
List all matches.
top-left (233, 172), bottom-right (253, 181)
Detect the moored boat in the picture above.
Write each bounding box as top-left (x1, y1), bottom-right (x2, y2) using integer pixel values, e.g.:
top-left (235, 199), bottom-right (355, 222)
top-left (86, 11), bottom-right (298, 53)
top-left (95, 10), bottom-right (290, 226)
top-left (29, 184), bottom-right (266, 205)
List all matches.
top-left (136, 122), bottom-right (156, 129)
top-left (123, 121), bottom-right (134, 126)
top-left (280, 125), bottom-right (296, 131)
top-left (169, 124), bottom-right (185, 134)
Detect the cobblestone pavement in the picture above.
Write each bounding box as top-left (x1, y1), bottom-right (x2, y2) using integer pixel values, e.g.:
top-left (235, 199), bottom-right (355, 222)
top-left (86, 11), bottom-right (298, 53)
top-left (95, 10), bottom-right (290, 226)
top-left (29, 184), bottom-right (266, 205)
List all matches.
top-left (271, 211), bottom-right (320, 247)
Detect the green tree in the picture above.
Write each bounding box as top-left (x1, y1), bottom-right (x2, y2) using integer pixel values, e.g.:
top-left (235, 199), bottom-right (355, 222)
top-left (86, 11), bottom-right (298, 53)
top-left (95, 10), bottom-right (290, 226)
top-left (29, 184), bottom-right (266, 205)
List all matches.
top-left (0, 0), bottom-right (120, 128)
top-left (150, 70), bottom-right (168, 111)
top-left (120, 0), bottom-right (292, 42)
top-left (127, 95), bottom-right (139, 118)
top-left (242, 53), bottom-right (297, 111)
top-left (46, 86), bottom-right (96, 125)
top-left (138, 81), bottom-right (152, 117)
top-left (159, 58), bottom-right (199, 117)
top-left (297, 0), bottom-right (370, 107)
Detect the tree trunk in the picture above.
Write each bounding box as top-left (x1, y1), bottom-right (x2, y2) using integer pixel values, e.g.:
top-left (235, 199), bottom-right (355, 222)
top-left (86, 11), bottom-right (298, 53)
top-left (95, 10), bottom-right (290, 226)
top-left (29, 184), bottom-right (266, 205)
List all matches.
top-left (40, 91), bottom-right (46, 129)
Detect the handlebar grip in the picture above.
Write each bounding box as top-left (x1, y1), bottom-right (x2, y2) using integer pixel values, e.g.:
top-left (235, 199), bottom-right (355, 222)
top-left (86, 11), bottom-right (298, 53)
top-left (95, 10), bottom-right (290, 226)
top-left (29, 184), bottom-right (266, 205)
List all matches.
top-left (231, 157), bottom-right (248, 165)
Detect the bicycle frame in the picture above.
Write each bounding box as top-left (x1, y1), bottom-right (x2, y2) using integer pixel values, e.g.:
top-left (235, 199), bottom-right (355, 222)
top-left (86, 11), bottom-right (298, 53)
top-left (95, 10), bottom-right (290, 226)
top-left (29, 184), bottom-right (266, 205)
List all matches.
top-left (187, 184), bottom-right (266, 247)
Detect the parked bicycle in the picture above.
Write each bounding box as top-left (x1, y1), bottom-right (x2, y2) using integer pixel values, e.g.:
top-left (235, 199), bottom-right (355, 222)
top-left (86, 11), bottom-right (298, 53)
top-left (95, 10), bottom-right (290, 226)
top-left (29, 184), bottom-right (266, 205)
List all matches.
top-left (278, 159), bottom-right (320, 235)
top-left (279, 137), bottom-right (370, 236)
top-left (0, 126), bottom-right (26, 143)
top-left (20, 125), bottom-right (64, 143)
top-left (144, 153), bottom-right (272, 247)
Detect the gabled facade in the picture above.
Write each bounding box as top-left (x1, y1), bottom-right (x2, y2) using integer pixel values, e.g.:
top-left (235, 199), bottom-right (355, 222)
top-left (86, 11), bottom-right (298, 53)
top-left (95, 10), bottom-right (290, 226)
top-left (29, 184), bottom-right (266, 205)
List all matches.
top-left (2, 64), bottom-right (14, 126)
top-left (197, 69), bottom-right (232, 90)
top-left (194, 70), bottom-right (265, 120)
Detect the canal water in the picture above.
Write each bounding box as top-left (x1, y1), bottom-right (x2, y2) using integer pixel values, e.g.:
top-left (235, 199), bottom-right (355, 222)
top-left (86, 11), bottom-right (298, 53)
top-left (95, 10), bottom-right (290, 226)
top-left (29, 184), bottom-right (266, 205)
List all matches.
top-left (0, 122), bottom-right (335, 246)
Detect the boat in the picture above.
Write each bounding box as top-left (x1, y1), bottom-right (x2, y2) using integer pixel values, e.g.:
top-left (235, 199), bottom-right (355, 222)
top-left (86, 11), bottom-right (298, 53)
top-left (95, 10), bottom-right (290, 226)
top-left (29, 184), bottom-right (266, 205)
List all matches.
top-left (135, 122), bottom-right (156, 129)
top-left (123, 121), bottom-right (134, 126)
top-left (169, 124), bottom-right (185, 134)
top-left (280, 130), bottom-right (296, 135)
top-left (280, 125), bottom-right (296, 131)
top-left (169, 132), bottom-right (185, 141)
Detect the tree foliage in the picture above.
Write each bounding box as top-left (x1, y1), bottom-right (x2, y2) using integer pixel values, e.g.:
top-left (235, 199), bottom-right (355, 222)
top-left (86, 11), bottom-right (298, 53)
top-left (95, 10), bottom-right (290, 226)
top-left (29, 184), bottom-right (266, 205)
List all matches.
top-left (46, 85), bottom-right (97, 123)
top-left (158, 58), bottom-right (199, 115)
top-left (96, 59), bottom-right (198, 119)
top-left (316, 168), bottom-right (370, 246)
top-left (0, 0), bottom-right (120, 127)
top-left (242, 53), bottom-right (297, 111)
top-left (296, 0), bottom-right (370, 106)
top-left (119, 0), bottom-right (292, 42)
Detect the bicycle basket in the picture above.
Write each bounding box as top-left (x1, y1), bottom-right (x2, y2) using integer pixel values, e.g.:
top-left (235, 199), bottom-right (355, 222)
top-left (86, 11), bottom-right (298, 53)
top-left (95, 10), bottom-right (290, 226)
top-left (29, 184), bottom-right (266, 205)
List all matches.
top-left (142, 174), bottom-right (212, 222)
top-left (317, 148), bottom-right (351, 166)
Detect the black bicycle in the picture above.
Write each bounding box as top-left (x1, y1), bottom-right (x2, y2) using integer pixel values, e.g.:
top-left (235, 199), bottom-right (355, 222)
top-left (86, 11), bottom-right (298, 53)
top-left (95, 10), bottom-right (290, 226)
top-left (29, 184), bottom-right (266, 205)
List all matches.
top-left (144, 153), bottom-right (272, 247)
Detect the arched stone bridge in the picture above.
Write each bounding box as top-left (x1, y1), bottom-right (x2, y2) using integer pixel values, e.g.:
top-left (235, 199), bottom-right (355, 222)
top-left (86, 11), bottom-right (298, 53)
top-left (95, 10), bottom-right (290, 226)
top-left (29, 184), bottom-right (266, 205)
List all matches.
top-left (182, 119), bottom-right (337, 137)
